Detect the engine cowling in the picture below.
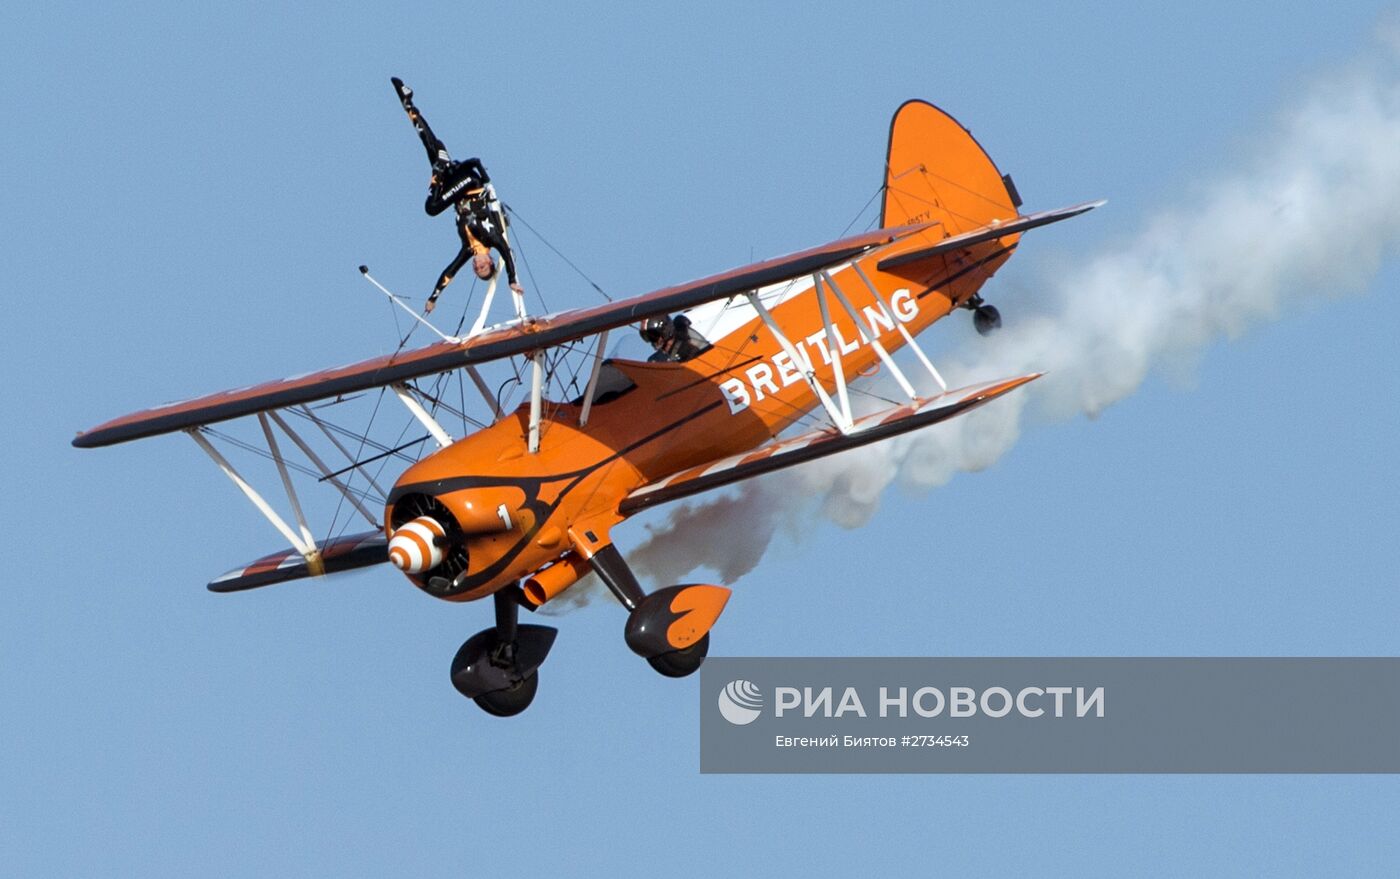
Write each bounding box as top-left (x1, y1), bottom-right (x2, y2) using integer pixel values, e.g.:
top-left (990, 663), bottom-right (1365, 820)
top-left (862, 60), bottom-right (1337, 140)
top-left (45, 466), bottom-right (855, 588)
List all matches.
top-left (386, 489), bottom-right (522, 589)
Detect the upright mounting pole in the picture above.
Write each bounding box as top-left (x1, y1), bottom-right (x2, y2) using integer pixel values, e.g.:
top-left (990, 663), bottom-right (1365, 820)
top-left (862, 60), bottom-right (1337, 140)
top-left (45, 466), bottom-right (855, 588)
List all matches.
top-left (504, 234), bottom-right (528, 321)
top-left (468, 271), bottom-right (500, 337)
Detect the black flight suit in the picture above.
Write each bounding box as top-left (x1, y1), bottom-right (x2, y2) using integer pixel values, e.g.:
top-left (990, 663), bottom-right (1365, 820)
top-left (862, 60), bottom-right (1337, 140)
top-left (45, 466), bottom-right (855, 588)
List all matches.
top-left (392, 78), bottom-right (519, 310)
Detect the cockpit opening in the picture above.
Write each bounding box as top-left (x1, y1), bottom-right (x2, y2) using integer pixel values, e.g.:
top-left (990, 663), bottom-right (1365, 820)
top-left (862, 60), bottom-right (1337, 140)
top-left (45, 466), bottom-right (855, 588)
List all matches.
top-left (571, 362), bottom-right (637, 407)
top-left (639, 314), bottom-right (711, 363)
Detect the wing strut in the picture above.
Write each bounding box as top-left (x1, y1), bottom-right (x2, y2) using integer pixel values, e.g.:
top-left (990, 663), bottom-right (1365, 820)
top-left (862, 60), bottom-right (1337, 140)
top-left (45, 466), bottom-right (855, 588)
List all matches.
top-left (266, 411), bottom-right (380, 528)
top-left (578, 329), bottom-right (610, 428)
top-left (851, 260), bottom-right (947, 392)
top-left (813, 274), bottom-right (854, 427)
top-left (186, 428), bottom-right (322, 571)
top-left (528, 350), bottom-right (545, 453)
top-left (295, 405), bottom-right (388, 499)
top-left (746, 291), bottom-right (854, 435)
top-left (257, 413), bottom-right (318, 553)
top-left (392, 383), bottom-right (453, 448)
top-left (819, 268), bottom-right (917, 402)
top-left (466, 366), bottom-right (504, 420)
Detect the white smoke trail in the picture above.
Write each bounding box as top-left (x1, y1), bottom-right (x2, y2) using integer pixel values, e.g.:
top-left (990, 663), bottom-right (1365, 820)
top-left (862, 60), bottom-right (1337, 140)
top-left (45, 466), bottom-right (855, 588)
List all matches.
top-left (561, 34), bottom-right (1400, 600)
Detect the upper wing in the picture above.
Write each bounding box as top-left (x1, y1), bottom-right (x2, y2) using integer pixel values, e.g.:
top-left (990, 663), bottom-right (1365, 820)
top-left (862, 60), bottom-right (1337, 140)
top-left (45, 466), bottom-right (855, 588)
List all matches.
top-left (877, 201), bottom-right (1104, 272)
top-left (74, 223), bottom-right (929, 448)
top-left (618, 374), bottom-right (1040, 514)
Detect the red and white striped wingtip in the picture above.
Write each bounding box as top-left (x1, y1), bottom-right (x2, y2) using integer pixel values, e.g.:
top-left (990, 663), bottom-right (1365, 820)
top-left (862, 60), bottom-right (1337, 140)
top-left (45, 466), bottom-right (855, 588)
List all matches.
top-left (388, 516), bottom-right (446, 573)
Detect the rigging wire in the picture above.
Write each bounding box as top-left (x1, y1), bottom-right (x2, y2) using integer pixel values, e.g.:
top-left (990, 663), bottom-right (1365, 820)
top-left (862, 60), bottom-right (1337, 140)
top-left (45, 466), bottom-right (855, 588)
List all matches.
top-left (350, 415), bottom-right (419, 539)
top-left (328, 418), bottom-right (426, 544)
top-left (504, 203), bottom-right (613, 302)
top-left (507, 223), bottom-right (549, 314)
top-left (319, 434), bottom-right (431, 483)
top-left (846, 381), bottom-right (905, 409)
top-left (287, 405), bottom-right (417, 462)
top-left (201, 427), bottom-right (326, 485)
top-left (413, 382), bottom-right (487, 430)
top-left (198, 427), bottom-right (384, 543)
top-left (322, 386), bottom-right (388, 544)
top-left (839, 182), bottom-right (887, 238)
top-left (385, 289), bottom-right (405, 342)
top-left (450, 276), bottom-right (478, 338)
top-left (546, 338), bottom-right (589, 397)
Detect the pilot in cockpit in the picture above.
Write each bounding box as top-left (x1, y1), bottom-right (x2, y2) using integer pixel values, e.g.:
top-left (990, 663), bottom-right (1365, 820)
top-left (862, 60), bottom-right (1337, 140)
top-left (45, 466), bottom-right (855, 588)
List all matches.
top-left (639, 315), bottom-right (711, 363)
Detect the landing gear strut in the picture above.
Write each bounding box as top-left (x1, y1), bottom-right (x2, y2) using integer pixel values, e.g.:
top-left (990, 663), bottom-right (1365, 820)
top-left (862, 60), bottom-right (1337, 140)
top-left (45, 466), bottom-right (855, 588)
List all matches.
top-left (590, 545), bottom-right (728, 679)
top-left (966, 294), bottom-right (1002, 336)
top-left (450, 588), bottom-right (557, 716)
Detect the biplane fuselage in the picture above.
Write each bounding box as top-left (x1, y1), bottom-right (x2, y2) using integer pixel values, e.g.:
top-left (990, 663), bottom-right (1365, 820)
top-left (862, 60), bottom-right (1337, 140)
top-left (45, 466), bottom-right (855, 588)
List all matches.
top-left (392, 240), bottom-right (1008, 603)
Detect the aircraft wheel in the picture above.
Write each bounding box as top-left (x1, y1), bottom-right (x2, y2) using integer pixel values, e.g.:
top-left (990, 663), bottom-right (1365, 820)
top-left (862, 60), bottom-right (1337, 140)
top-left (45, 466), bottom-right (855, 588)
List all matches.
top-left (472, 671), bottom-right (540, 717)
top-left (973, 304), bottom-right (1002, 336)
top-left (646, 633), bottom-right (710, 678)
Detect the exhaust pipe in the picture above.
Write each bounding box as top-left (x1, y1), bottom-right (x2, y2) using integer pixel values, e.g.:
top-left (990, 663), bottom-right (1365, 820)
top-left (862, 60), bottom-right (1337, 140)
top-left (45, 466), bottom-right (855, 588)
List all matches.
top-left (522, 553), bottom-right (589, 607)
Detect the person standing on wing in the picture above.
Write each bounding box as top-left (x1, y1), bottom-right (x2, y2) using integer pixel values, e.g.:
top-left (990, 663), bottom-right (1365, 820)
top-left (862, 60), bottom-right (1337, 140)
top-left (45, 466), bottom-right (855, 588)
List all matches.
top-left (391, 77), bottom-right (523, 314)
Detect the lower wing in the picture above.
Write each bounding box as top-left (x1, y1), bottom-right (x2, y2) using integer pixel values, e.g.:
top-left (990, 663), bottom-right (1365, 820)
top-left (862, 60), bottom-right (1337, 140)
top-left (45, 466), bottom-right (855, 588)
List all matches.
top-left (618, 374), bottom-right (1040, 514)
top-left (207, 529), bottom-right (387, 593)
top-left (206, 375), bottom-right (1040, 589)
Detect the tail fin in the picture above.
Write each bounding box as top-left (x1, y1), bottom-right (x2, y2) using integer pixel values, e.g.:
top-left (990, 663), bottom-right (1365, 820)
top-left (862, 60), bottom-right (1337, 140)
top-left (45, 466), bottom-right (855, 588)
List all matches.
top-left (881, 100), bottom-right (1021, 234)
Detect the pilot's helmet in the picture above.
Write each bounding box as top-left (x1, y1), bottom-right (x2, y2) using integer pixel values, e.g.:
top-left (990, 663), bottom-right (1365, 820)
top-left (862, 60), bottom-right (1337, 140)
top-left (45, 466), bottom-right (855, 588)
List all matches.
top-left (639, 316), bottom-right (674, 346)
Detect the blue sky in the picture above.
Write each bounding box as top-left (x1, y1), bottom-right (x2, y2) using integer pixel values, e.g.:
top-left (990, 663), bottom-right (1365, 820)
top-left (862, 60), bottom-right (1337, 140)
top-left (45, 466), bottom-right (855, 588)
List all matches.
top-left (4, 2), bottom-right (1399, 875)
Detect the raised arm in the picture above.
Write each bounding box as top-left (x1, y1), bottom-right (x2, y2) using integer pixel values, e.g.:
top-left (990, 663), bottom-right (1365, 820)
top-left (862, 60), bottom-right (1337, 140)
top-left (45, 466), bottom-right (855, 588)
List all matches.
top-left (427, 238), bottom-right (471, 313)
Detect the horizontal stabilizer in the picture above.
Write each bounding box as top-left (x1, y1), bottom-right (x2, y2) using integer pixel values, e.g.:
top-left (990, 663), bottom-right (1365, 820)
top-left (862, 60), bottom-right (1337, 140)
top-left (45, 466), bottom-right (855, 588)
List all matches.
top-left (208, 529), bottom-right (387, 593)
top-left (74, 223), bottom-right (931, 448)
top-left (619, 373), bottom-right (1041, 514)
top-left (877, 201), bottom-right (1104, 272)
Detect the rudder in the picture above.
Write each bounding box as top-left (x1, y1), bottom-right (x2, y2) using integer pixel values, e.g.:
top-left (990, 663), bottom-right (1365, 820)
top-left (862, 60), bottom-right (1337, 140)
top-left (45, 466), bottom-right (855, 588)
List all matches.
top-left (880, 101), bottom-right (1021, 235)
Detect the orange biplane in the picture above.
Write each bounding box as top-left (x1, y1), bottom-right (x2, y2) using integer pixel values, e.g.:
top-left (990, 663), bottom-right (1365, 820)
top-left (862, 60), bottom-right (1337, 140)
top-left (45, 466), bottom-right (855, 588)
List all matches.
top-left (75, 100), bottom-right (1100, 715)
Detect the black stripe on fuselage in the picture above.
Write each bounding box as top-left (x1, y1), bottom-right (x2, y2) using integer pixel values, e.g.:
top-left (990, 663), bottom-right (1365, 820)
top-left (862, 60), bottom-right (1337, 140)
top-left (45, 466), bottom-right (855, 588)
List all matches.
top-left (391, 398), bottom-right (726, 596)
top-left (656, 355), bottom-right (763, 401)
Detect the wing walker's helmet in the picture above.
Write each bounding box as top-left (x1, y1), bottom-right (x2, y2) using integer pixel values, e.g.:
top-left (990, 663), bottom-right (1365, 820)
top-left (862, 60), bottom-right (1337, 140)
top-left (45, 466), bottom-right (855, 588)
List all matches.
top-left (639, 316), bottom-right (675, 347)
